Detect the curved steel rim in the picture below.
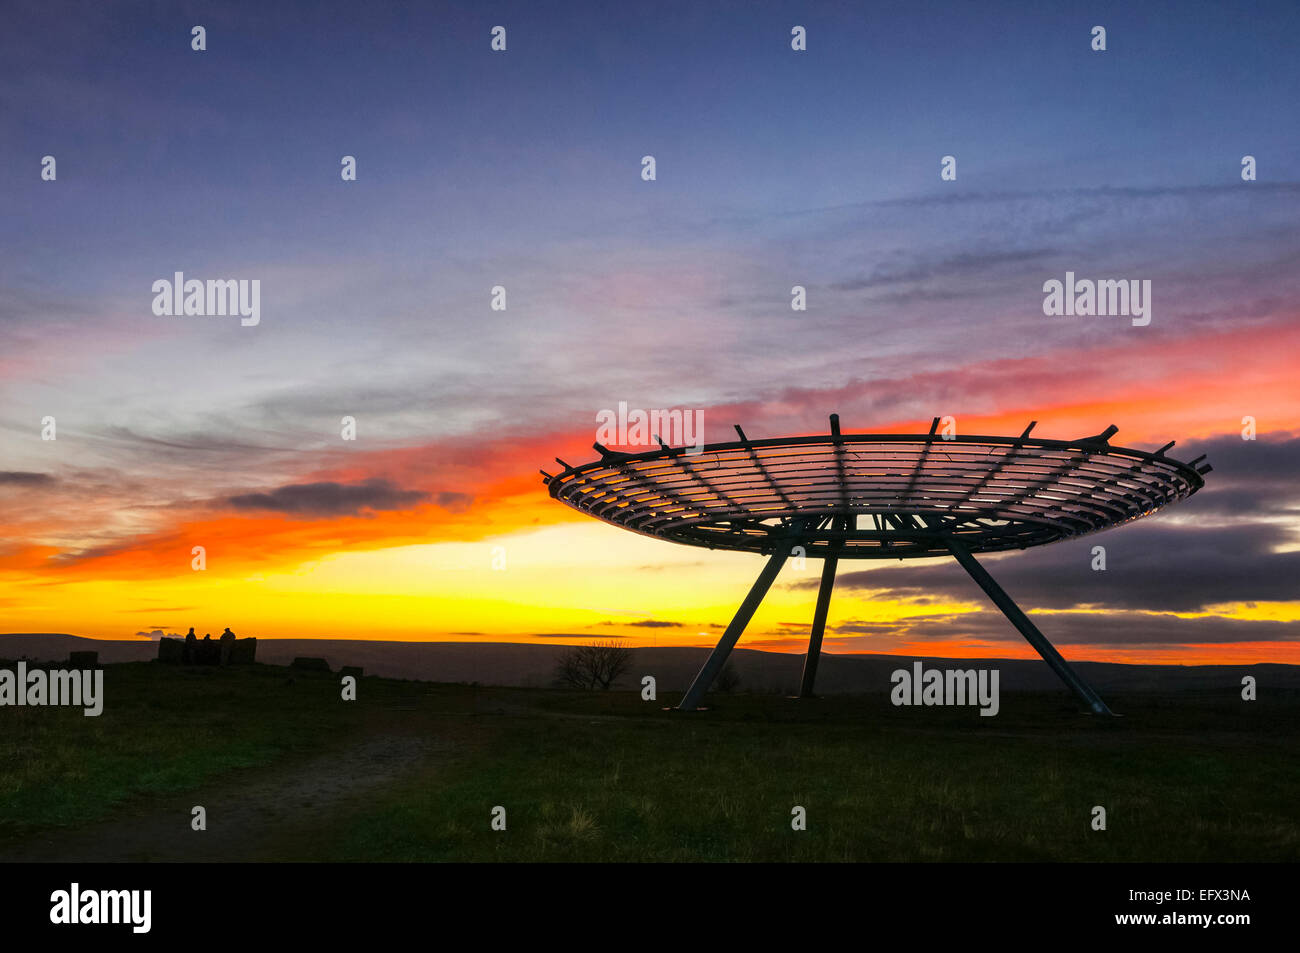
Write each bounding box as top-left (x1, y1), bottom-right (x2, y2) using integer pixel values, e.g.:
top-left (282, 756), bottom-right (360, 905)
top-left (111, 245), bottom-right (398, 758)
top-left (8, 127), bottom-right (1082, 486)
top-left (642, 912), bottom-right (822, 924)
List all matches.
top-left (541, 420), bottom-right (1209, 558)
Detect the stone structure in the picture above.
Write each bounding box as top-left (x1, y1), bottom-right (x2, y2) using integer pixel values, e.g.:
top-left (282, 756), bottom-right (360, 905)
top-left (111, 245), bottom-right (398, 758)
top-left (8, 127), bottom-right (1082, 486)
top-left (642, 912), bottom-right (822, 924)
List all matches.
top-left (158, 635), bottom-right (256, 665)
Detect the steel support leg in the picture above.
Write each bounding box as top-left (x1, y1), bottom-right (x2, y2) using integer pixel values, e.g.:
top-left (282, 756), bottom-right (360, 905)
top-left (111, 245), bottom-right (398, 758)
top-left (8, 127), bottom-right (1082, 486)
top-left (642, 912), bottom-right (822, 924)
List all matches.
top-left (798, 554), bottom-right (838, 697)
top-left (945, 539), bottom-right (1115, 716)
top-left (677, 548), bottom-right (789, 711)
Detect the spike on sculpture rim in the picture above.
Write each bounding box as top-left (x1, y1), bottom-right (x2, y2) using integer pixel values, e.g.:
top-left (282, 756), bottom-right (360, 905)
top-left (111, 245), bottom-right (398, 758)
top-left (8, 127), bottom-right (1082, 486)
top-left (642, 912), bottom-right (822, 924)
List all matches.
top-left (540, 416), bottom-right (1210, 717)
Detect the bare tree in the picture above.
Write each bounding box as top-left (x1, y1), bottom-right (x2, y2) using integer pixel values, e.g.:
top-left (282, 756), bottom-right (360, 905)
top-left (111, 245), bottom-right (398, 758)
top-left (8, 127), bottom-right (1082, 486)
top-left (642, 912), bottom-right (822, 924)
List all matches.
top-left (554, 639), bottom-right (633, 690)
top-left (554, 647), bottom-right (589, 690)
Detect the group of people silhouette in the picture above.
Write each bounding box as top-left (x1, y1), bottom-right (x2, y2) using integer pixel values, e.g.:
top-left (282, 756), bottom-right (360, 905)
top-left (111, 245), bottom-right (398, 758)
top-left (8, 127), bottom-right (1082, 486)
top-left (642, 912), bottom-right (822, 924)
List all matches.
top-left (184, 626), bottom-right (235, 644)
top-left (181, 626), bottom-right (239, 664)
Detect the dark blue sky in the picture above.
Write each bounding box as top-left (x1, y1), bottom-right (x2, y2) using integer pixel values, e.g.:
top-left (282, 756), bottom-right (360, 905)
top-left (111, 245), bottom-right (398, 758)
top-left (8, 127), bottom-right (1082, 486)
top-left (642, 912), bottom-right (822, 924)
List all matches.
top-left (6, 0), bottom-right (1299, 281)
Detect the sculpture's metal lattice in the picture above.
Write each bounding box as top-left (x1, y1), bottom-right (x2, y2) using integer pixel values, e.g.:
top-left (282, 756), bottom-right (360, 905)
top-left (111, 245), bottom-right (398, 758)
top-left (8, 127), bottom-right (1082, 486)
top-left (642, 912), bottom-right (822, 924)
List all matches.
top-left (542, 417), bottom-right (1211, 715)
top-left (544, 421), bottom-right (1207, 559)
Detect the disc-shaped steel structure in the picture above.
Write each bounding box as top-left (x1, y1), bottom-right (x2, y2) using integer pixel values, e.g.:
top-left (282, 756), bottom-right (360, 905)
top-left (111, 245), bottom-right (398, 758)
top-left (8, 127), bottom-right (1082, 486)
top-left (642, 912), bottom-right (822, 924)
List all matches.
top-left (541, 417), bottom-right (1210, 715)
top-left (544, 420), bottom-right (1206, 559)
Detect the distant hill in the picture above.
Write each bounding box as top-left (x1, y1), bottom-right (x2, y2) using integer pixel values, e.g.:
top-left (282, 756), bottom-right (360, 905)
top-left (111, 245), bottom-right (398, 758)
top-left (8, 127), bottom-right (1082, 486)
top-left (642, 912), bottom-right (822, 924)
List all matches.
top-left (3, 633), bottom-right (1296, 694)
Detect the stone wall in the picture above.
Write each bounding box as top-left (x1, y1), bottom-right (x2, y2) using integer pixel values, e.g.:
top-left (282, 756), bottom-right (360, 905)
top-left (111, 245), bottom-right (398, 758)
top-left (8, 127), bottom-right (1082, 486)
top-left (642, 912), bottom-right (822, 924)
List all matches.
top-left (157, 637), bottom-right (257, 665)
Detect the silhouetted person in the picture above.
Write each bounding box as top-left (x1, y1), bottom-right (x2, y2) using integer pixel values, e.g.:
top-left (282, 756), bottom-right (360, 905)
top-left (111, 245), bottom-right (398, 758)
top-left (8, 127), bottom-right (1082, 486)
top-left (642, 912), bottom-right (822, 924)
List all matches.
top-left (219, 627), bottom-right (235, 665)
top-left (184, 628), bottom-right (197, 664)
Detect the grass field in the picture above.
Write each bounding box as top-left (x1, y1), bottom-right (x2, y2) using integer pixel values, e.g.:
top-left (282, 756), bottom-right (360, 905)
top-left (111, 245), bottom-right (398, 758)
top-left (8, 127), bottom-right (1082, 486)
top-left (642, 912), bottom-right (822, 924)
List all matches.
top-left (0, 662), bottom-right (356, 833)
top-left (2, 660), bottom-right (1297, 862)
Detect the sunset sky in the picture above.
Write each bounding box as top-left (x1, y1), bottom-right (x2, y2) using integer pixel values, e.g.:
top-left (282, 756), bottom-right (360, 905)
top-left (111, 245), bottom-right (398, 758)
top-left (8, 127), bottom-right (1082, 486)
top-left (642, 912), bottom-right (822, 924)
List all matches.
top-left (2, 1), bottom-right (1298, 664)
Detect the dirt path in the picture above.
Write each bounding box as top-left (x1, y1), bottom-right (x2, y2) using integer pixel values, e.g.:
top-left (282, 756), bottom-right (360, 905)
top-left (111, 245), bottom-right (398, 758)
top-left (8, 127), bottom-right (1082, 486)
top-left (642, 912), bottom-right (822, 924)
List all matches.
top-left (0, 718), bottom-right (477, 862)
top-left (0, 686), bottom-right (615, 862)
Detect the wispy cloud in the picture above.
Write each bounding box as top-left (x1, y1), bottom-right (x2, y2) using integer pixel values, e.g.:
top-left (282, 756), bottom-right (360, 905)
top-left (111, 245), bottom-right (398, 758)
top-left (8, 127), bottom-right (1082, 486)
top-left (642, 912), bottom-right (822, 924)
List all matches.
top-left (225, 479), bottom-right (430, 518)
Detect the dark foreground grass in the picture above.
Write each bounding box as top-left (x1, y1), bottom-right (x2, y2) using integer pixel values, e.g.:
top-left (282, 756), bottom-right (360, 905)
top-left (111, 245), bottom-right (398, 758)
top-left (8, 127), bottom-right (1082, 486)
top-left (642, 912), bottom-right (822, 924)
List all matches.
top-left (329, 687), bottom-right (1300, 862)
top-left (0, 661), bottom-right (360, 836)
top-left (3, 660), bottom-right (1297, 861)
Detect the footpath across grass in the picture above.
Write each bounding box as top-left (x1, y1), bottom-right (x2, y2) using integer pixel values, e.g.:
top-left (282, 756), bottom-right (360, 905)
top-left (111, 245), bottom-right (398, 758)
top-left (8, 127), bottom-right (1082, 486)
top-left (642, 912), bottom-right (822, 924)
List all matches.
top-left (3, 661), bottom-right (1297, 861)
top-left (0, 661), bottom-right (363, 836)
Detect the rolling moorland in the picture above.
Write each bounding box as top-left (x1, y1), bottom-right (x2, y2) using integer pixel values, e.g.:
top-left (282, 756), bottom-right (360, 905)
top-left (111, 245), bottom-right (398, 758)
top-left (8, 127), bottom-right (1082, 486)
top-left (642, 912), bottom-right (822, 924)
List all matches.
top-left (1, 634), bottom-right (1297, 862)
